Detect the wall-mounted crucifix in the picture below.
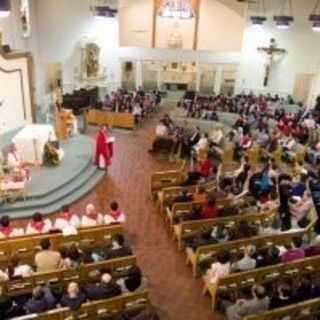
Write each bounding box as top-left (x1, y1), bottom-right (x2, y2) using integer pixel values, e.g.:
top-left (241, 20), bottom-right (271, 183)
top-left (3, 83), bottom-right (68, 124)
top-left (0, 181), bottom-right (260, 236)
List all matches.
top-left (258, 38), bottom-right (286, 87)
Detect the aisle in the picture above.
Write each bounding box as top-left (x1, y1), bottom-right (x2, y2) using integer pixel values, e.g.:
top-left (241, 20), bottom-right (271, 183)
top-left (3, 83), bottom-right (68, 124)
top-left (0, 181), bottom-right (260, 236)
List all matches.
top-left (74, 107), bottom-right (223, 320)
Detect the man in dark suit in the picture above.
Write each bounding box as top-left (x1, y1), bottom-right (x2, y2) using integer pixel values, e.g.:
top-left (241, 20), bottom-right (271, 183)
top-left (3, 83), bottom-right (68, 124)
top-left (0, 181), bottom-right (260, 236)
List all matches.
top-left (103, 234), bottom-right (133, 260)
top-left (86, 273), bottom-right (122, 301)
top-left (24, 286), bottom-right (56, 314)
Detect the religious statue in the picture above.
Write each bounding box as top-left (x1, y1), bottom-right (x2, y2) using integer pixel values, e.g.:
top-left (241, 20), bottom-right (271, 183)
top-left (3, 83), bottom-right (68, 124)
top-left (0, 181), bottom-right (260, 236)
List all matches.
top-left (258, 38), bottom-right (286, 87)
top-left (83, 42), bottom-right (100, 78)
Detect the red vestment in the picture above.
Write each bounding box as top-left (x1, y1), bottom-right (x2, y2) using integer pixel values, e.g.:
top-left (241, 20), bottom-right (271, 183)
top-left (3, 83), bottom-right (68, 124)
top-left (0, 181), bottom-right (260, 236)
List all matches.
top-left (95, 129), bottom-right (112, 168)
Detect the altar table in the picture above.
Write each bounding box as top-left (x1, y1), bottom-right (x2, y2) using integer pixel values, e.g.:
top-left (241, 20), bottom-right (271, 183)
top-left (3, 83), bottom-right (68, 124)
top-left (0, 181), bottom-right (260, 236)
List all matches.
top-left (12, 124), bottom-right (57, 165)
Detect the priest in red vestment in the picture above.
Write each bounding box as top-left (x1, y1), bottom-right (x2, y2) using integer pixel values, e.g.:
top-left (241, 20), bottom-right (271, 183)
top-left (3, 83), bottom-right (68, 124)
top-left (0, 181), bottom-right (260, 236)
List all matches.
top-left (95, 125), bottom-right (112, 170)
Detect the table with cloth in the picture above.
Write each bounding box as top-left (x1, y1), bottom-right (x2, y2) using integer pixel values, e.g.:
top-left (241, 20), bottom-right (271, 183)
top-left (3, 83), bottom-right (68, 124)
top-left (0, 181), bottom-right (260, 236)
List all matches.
top-left (12, 124), bottom-right (57, 166)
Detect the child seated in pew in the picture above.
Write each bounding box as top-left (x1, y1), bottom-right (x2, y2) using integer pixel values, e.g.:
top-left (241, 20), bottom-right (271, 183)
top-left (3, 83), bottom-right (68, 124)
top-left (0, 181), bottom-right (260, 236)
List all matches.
top-left (0, 215), bottom-right (24, 239)
top-left (7, 255), bottom-right (33, 278)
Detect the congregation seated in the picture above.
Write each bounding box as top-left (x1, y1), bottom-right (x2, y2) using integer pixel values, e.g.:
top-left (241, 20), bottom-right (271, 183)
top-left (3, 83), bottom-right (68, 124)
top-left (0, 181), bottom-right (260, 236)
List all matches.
top-left (225, 284), bottom-right (270, 320)
top-left (99, 234), bottom-right (133, 261)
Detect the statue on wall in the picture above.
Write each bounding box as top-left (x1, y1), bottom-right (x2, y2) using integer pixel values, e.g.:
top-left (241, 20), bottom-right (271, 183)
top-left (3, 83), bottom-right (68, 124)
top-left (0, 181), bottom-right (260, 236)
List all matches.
top-left (83, 42), bottom-right (100, 78)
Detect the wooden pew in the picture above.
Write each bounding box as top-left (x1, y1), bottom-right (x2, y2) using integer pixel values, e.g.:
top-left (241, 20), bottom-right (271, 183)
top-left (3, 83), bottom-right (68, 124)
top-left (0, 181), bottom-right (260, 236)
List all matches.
top-left (157, 180), bottom-right (216, 215)
top-left (186, 226), bottom-right (301, 278)
top-left (19, 291), bottom-right (150, 320)
top-left (243, 297), bottom-right (320, 320)
top-left (166, 195), bottom-right (241, 232)
top-left (176, 206), bottom-right (277, 252)
top-left (87, 109), bottom-right (135, 130)
top-left (0, 224), bottom-right (123, 269)
top-left (150, 160), bottom-right (186, 199)
top-left (1, 256), bottom-right (137, 297)
top-left (203, 255), bottom-right (320, 311)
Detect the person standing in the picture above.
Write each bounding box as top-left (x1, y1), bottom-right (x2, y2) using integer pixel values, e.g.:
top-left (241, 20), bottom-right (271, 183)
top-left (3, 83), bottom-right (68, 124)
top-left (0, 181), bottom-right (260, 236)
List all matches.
top-left (95, 125), bottom-right (112, 170)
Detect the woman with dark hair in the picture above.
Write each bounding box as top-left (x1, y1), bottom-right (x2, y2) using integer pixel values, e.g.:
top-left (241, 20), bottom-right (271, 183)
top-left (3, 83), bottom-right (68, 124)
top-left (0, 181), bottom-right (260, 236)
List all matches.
top-left (205, 250), bottom-right (231, 284)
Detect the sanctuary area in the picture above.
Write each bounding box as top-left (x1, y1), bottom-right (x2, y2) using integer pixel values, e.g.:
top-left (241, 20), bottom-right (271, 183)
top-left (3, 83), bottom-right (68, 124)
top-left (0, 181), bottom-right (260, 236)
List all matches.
top-left (1, 0), bottom-right (320, 320)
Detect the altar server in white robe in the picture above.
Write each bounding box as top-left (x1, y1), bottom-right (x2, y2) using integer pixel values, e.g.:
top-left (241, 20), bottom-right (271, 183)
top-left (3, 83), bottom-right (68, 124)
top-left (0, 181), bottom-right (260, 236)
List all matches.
top-left (54, 205), bottom-right (81, 231)
top-left (26, 212), bottom-right (52, 234)
top-left (104, 201), bottom-right (126, 225)
top-left (81, 204), bottom-right (104, 227)
top-left (0, 216), bottom-right (24, 239)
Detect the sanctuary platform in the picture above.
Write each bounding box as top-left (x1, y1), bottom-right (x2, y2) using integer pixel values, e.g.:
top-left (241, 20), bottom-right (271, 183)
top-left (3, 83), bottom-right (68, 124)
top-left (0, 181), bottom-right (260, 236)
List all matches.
top-left (0, 130), bottom-right (104, 219)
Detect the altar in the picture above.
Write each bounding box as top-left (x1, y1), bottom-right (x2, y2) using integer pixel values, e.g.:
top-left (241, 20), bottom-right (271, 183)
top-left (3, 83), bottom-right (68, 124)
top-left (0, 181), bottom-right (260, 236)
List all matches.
top-left (12, 124), bottom-right (57, 165)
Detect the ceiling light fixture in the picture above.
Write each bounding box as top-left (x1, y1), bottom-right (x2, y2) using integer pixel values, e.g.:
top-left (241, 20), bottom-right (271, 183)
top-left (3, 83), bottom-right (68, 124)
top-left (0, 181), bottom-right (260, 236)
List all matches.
top-left (310, 0), bottom-right (320, 32)
top-left (0, 0), bottom-right (11, 18)
top-left (91, 5), bottom-right (117, 18)
top-left (274, 0), bottom-right (294, 30)
top-left (250, 0), bottom-right (267, 27)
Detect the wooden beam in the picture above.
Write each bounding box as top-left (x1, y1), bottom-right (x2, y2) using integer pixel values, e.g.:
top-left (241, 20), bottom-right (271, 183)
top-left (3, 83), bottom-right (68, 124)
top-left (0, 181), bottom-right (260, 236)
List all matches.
top-left (152, 0), bottom-right (158, 48)
top-left (192, 0), bottom-right (201, 51)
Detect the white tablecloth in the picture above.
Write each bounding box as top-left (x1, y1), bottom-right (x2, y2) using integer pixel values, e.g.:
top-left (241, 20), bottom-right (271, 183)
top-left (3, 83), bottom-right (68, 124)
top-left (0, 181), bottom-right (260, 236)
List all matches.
top-left (12, 124), bottom-right (56, 165)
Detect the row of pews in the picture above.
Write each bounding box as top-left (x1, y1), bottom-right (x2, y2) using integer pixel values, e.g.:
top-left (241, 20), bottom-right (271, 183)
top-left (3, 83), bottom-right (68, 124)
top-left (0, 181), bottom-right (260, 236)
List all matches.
top-left (0, 224), bottom-right (153, 320)
top-left (150, 161), bottom-right (320, 319)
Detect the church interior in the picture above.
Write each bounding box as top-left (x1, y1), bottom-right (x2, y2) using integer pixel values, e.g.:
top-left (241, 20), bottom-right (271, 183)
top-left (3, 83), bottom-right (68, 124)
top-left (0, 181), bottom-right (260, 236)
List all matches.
top-left (2, 0), bottom-right (320, 319)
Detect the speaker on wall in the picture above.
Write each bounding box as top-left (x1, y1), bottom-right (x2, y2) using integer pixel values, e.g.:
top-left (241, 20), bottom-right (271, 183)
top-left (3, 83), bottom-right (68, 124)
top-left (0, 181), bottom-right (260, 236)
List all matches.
top-left (125, 61), bottom-right (133, 72)
top-left (2, 45), bottom-right (11, 53)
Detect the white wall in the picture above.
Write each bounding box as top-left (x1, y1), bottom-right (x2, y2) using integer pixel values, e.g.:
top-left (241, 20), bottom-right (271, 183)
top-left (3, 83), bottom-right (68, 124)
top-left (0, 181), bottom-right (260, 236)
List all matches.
top-left (237, 0), bottom-right (320, 100)
top-left (2, 0), bottom-right (320, 107)
top-left (0, 53), bottom-right (33, 133)
top-left (35, 0), bottom-right (121, 93)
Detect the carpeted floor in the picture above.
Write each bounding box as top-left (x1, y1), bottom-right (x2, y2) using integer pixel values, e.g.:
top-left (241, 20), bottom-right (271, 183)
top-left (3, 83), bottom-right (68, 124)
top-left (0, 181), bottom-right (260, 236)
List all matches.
top-left (12, 106), bottom-right (224, 320)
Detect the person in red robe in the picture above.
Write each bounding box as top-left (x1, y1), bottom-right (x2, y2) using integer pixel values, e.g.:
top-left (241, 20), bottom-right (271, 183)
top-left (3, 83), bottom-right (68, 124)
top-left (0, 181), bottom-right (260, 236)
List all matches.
top-left (95, 125), bottom-right (112, 170)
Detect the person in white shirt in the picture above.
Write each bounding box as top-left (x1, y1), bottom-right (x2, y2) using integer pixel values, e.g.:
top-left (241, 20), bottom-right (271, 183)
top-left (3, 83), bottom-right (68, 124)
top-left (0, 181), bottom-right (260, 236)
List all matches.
top-left (54, 205), bottom-right (81, 231)
top-left (155, 120), bottom-right (168, 137)
top-left (81, 204), bottom-right (104, 227)
top-left (204, 250), bottom-right (231, 285)
top-left (194, 133), bottom-right (209, 153)
top-left (26, 212), bottom-right (52, 235)
top-left (104, 201), bottom-right (126, 225)
top-left (210, 128), bottom-right (224, 146)
top-left (8, 255), bottom-right (33, 278)
top-left (0, 216), bottom-right (24, 239)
